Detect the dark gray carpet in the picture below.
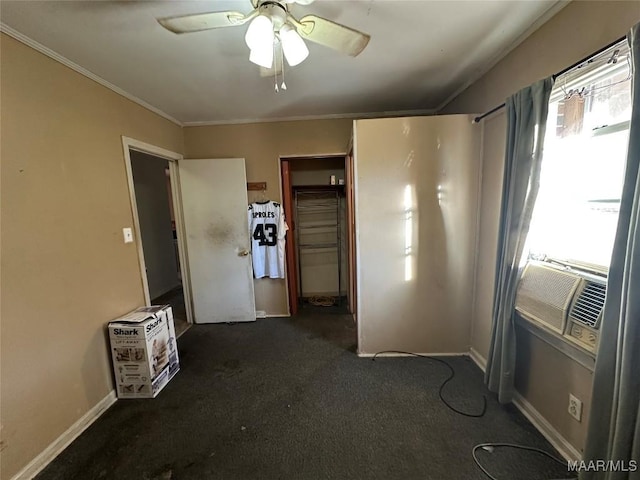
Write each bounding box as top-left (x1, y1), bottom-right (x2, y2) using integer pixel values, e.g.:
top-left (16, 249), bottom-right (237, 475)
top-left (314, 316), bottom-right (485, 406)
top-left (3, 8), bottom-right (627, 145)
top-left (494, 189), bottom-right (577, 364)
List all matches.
top-left (36, 312), bottom-right (572, 480)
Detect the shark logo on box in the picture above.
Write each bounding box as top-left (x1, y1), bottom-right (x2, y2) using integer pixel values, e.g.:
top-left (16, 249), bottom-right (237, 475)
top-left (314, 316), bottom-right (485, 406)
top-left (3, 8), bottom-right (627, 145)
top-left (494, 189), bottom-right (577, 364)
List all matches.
top-left (146, 317), bottom-right (163, 333)
top-left (113, 328), bottom-right (138, 336)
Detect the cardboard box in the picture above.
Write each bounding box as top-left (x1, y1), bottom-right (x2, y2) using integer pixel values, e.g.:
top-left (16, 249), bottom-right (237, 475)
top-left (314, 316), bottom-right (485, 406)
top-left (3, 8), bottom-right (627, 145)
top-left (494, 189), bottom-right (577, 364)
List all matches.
top-left (108, 305), bottom-right (180, 399)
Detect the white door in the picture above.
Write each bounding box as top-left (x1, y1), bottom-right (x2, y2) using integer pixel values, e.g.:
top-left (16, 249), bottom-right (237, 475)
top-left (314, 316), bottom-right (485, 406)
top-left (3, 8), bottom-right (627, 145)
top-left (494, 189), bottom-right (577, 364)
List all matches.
top-left (179, 158), bottom-right (256, 323)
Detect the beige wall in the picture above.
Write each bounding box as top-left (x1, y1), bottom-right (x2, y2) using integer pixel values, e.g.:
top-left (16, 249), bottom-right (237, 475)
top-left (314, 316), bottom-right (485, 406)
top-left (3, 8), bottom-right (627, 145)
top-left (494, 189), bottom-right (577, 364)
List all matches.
top-left (442, 1), bottom-right (639, 454)
top-left (354, 115), bottom-right (481, 354)
top-left (469, 113), bottom-right (505, 362)
top-left (0, 34), bottom-right (183, 479)
top-left (183, 120), bottom-right (352, 315)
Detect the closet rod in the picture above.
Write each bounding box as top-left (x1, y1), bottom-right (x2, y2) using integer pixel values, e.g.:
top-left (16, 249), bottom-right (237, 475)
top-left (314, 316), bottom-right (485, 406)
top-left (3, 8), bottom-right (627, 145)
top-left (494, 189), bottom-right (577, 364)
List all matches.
top-left (295, 189), bottom-right (340, 193)
top-left (472, 35), bottom-right (627, 124)
top-left (296, 206), bottom-right (338, 212)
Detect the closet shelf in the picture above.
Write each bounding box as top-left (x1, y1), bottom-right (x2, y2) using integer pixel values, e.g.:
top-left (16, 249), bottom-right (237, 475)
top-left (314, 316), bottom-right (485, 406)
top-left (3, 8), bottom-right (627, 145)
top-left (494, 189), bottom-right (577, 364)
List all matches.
top-left (296, 206), bottom-right (338, 212)
top-left (299, 243), bottom-right (339, 248)
top-left (298, 224), bottom-right (338, 230)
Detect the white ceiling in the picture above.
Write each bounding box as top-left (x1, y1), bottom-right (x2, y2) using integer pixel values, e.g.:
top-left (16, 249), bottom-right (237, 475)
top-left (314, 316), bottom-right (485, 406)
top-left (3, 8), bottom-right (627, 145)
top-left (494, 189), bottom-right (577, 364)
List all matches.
top-left (0, 0), bottom-right (563, 125)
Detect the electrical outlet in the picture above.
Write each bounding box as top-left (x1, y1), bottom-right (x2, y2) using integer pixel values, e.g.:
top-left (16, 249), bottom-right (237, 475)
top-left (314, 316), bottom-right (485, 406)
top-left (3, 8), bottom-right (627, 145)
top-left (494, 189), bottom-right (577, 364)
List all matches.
top-left (568, 394), bottom-right (583, 421)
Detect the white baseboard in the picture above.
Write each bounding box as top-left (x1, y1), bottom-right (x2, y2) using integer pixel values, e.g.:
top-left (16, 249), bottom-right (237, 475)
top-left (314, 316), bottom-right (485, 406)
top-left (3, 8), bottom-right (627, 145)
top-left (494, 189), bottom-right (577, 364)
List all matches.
top-left (469, 347), bottom-right (487, 372)
top-left (513, 392), bottom-right (582, 462)
top-left (255, 311), bottom-right (290, 319)
top-left (358, 351), bottom-right (468, 358)
top-left (11, 390), bottom-right (117, 480)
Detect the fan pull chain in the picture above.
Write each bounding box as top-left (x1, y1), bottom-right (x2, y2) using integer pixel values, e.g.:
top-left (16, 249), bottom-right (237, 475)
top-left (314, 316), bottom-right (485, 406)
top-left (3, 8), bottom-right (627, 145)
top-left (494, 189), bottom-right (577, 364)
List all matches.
top-left (280, 44), bottom-right (287, 91)
top-left (273, 38), bottom-right (279, 93)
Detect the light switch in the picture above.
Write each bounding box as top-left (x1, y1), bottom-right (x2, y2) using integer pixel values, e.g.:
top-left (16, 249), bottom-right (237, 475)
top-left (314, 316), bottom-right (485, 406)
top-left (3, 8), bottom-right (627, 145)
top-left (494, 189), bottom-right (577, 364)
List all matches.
top-left (123, 227), bottom-right (134, 244)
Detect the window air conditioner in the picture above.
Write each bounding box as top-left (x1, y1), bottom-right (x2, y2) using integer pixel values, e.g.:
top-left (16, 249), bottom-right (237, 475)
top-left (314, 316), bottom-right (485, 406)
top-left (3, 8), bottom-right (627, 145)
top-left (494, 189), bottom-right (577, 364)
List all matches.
top-left (515, 261), bottom-right (606, 354)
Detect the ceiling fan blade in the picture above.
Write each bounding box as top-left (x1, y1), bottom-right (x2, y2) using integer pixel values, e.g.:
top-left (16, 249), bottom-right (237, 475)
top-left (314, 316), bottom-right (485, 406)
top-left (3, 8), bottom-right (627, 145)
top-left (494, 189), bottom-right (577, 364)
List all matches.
top-left (158, 11), bottom-right (252, 34)
top-left (294, 14), bottom-right (370, 57)
top-left (256, 0), bottom-right (315, 6)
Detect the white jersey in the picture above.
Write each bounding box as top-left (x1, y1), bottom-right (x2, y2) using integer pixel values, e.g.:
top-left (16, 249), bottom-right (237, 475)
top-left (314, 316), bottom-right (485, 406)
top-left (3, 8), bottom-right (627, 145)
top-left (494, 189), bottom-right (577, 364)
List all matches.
top-left (248, 201), bottom-right (288, 279)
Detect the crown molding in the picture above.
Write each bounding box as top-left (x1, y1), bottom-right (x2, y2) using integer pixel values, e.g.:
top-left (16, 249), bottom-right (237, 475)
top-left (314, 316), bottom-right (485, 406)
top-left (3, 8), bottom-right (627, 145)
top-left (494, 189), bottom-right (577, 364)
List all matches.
top-left (182, 108), bottom-right (437, 127)
top-left (435, 0), bottom-right (571, 113)
top-left (0, 23), bottom-right (184, 127)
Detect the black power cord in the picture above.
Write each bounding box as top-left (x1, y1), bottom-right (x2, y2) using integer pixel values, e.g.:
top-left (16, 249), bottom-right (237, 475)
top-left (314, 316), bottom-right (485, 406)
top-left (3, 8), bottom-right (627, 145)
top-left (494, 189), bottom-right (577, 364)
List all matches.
top-left (472, 443), bottom-right (570, 480)
top-left (372, 350), bottom-right (487, 418)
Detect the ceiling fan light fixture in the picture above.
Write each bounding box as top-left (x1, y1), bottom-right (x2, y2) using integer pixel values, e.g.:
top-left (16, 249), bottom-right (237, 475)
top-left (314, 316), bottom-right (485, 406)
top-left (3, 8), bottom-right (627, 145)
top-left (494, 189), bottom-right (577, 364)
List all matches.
top-left (245, 14), bottom-right (273, 50)
top-left (280, 24), bottom-right (309, 66)
top-left (158, 0), bottom-right (371, 79)
top-left (249, 45), bottom-right (274, 69)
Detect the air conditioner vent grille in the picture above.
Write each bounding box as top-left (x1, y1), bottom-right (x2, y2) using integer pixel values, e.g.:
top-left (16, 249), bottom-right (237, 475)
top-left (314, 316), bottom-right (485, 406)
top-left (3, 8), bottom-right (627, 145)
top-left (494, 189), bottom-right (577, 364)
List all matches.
top-left (570, 282), bottom-right (606, 328)
top-left (515, 263), bottom-right (581, 333)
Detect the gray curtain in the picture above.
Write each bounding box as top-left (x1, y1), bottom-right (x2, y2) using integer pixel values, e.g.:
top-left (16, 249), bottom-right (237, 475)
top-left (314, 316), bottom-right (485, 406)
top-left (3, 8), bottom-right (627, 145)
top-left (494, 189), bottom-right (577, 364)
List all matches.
top-left (485, 77), bottom-right (554, 404)
top-left (581, 24), bottom-right (640, 480)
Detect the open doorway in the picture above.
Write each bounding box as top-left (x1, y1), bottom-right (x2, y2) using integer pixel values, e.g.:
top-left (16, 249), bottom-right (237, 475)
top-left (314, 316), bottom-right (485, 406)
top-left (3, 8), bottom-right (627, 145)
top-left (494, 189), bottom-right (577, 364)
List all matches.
top-left (281, 156), bottom-right (355, 317)
top-left (123, 138), bottom-right (192, 336)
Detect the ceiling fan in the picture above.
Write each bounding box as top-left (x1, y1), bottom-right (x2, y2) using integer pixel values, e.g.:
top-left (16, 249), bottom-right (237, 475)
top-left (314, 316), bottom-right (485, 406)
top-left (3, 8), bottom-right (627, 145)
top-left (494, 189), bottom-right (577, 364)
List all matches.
top-left (157, 0), bottom-right (371, 73)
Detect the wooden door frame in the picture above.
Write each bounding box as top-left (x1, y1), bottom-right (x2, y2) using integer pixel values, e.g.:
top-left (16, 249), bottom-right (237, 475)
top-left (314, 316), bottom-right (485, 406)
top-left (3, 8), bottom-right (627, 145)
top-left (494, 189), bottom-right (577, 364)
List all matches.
top-left (121, 136), bottom-right (194, 325)
top-left (280, 158), bottom-right (299, 315)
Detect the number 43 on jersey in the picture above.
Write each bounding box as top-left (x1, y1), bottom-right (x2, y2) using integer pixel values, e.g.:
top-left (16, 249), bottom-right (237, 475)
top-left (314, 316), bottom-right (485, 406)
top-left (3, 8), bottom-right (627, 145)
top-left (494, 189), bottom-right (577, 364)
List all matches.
top-left (252, 223), bottom-right (277, 247)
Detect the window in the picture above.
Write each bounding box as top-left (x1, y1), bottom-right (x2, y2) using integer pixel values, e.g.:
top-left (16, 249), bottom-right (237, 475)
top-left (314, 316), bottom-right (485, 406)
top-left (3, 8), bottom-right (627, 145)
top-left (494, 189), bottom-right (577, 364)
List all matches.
top-left (527, 41), bottom-right (632, 273)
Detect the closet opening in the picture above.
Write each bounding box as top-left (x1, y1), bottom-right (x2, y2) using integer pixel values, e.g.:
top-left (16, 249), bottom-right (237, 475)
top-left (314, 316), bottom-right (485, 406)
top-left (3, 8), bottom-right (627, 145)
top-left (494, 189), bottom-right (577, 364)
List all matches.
top-left (280, 155), bottom-right (355, 317)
